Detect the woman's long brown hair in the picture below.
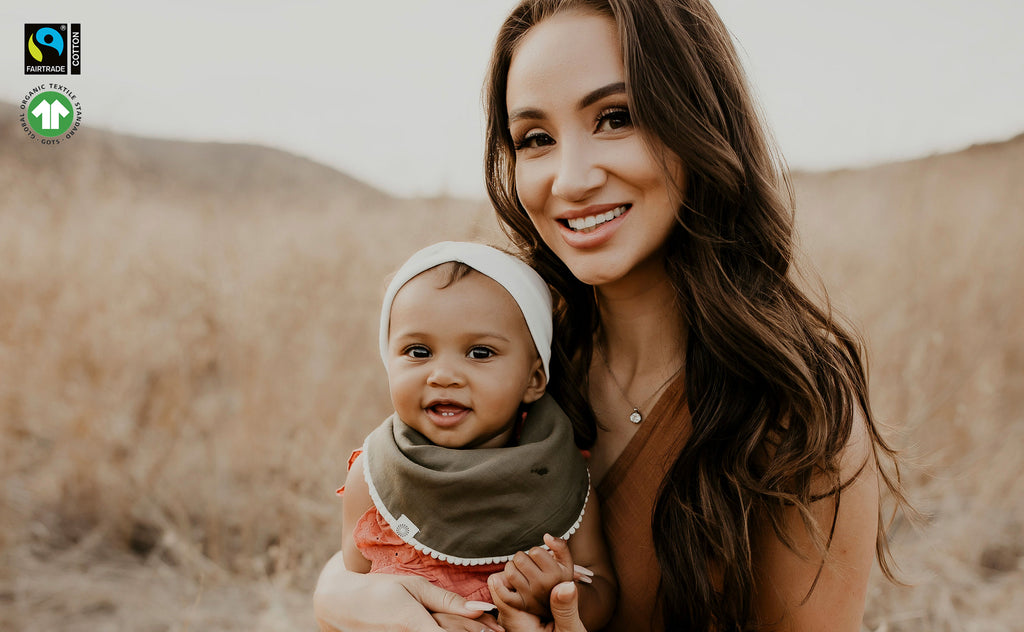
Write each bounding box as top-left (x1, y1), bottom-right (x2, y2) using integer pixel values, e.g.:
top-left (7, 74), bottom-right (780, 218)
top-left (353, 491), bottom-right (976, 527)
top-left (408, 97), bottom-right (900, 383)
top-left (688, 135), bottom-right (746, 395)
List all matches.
top-left (484, 1), bottom-right (908, 629)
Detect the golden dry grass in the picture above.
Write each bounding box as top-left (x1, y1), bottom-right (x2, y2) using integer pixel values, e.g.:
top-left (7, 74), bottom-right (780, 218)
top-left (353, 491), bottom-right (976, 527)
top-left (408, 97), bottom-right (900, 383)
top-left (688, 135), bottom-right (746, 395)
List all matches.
top-left (1, 106), bottom-right (1021, 629)
top-left (795, 138), bottom-right (1024, 631)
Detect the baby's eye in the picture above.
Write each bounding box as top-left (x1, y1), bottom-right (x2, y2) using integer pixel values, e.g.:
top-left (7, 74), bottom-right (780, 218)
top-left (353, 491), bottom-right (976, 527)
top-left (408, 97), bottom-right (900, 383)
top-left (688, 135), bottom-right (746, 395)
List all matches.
top-left (596, 107), bottom-right (632, 132)
top-left (468, 347), bottom-right (495, 360)
top-left (513, 130), bottom-right (554, 151)
top-left (404, 345), bottom-right (431, 359)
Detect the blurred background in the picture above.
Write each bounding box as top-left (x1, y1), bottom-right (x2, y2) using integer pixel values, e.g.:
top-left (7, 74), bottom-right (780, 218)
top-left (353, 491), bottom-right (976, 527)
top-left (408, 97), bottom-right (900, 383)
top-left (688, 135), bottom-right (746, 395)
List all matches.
top-left (1, 1), bottom-right (1022, 630)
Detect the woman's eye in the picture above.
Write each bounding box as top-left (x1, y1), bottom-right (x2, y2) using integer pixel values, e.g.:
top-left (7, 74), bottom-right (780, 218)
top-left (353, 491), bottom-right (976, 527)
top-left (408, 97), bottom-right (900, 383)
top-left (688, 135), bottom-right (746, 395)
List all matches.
top-left (404, 345), bottom-right (431, 359)
top-left (513, 131), bottom-right (554, 151)
top-left (596, 108), bottom-right (632, 132)
top-left (468, 347), bottom-right (495, 360)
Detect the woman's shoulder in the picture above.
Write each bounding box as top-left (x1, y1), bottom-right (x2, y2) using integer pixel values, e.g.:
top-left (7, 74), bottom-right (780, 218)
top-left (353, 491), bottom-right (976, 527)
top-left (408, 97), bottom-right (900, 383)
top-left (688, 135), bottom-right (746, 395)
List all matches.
top-left (825, 406), bottom-right (877, 496)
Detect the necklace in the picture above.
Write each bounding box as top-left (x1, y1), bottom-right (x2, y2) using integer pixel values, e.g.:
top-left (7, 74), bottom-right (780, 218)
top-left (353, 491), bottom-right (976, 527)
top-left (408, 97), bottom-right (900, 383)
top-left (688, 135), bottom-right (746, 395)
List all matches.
top-left (596, 344), bottom-right (684, 424)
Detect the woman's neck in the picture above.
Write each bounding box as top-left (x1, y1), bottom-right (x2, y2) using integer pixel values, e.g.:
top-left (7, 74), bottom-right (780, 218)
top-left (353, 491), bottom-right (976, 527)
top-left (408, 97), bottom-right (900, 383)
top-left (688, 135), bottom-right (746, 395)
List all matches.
top-left (594, 258), bottom-right (686, 382)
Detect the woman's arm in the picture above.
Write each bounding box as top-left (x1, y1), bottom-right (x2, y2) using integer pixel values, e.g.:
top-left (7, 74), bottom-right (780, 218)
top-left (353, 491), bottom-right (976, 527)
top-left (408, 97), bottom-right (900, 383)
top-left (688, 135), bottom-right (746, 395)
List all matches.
top-left (561, 491), bottom-right (617, 627)
top-left (751, 413), bottom-right (880, 631)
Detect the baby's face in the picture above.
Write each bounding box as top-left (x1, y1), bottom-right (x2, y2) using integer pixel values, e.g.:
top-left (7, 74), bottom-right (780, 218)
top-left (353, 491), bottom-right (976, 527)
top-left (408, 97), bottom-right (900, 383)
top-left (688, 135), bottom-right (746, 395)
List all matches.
top-left (386, 267), bottom-right (546, 449)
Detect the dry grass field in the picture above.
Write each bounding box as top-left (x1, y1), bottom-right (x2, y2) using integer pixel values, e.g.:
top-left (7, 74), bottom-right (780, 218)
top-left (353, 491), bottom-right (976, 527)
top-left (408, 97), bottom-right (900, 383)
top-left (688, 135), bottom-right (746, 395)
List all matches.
top-left (1, 102), bottom-right (1021, 630)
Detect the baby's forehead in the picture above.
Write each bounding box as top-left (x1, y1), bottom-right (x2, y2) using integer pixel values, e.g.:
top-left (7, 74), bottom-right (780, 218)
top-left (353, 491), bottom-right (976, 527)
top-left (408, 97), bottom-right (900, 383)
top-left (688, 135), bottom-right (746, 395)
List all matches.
top-left (389, 267), bottom-right (534, 338)
top-left (378, 242), bottom-right (552, 377)
top-left (392, 264), bottom-right (519, 311)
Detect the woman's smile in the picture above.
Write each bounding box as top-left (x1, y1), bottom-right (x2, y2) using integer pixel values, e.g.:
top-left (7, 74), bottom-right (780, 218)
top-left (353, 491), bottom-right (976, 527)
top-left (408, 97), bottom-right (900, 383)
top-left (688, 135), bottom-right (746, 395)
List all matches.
top-left (561, 203), bottom-right (629, 233)
top-left (556, 203), bottom-right (631, 248)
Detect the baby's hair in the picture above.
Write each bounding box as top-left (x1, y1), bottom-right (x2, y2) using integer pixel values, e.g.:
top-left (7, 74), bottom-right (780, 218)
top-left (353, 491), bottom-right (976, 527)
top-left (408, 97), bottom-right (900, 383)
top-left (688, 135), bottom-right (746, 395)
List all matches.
top-left (432, 261), bottom-right (476, 289)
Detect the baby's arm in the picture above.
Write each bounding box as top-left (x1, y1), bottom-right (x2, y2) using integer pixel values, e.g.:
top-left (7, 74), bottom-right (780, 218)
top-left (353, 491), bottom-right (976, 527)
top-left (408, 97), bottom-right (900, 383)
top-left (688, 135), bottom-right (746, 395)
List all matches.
top-left (489, 488), bottom-right (617, 629)
top-left (340, 453), bottom-right (373, 573)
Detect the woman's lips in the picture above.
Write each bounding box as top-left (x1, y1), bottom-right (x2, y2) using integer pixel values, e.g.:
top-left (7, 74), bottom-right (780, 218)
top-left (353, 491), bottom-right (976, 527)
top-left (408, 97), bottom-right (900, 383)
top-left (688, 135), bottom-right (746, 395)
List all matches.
top-left (564, 204), bottom-right (628, 232)
top-left (557, 204), bottom-right (630, 248)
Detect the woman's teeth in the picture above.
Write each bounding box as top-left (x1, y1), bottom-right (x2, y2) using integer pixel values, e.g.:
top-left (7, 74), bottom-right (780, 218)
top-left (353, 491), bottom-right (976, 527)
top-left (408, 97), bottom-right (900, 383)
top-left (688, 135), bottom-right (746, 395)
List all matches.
top-left (566, 205), bottom-right (627, 232)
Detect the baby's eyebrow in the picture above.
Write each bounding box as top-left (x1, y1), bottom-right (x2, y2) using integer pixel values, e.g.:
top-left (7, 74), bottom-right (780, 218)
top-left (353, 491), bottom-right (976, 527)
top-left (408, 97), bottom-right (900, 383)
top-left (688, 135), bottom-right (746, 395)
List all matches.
top-left (466, 332), bottom-right (512, 343)
top-left (391, 331), bottom-right (430, 340)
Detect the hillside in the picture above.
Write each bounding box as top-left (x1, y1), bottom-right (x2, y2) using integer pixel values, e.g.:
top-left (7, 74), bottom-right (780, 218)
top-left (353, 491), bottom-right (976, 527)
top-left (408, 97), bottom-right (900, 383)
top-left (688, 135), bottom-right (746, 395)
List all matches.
top-left (1, 102), bottom-right (389, 212)
top-left (1, 114), bottom-right (1022, 630)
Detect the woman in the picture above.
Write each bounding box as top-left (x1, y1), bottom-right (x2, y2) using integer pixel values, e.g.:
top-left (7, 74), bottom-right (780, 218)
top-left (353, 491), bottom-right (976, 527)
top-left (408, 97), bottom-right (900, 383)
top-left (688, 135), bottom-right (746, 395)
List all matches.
top-left (315, 1), bottom-right (907, 630)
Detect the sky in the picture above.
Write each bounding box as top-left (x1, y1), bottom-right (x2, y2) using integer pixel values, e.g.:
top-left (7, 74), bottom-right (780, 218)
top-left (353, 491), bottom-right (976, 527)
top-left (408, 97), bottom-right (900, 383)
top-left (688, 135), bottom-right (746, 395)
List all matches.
top-left (4, 0), bottom-right (1023, 198)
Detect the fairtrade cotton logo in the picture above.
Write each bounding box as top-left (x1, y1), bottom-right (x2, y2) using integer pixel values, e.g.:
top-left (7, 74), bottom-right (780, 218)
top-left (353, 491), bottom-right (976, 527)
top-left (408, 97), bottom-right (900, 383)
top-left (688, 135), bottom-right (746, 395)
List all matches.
top-left (24, 23), bottom-right (80, 75)
top-left (28, 27), bottom-right (64, 62)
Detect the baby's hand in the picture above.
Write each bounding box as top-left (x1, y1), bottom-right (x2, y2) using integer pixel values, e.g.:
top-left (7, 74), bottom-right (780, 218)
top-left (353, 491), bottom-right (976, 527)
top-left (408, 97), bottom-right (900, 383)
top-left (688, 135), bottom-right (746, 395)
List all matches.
top-left (490, 534), bottom-right (582, 619)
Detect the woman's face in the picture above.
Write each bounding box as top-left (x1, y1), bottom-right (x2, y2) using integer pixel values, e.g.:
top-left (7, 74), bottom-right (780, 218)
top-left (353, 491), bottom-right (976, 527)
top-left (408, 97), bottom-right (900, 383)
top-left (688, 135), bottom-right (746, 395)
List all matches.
top-left (506, 10), bottom-right (685, 289)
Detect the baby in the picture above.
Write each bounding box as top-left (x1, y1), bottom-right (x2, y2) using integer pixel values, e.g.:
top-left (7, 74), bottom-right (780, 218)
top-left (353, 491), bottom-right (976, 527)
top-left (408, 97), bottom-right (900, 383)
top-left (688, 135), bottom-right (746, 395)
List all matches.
top-left (339, 241), bottom-right (616, 629)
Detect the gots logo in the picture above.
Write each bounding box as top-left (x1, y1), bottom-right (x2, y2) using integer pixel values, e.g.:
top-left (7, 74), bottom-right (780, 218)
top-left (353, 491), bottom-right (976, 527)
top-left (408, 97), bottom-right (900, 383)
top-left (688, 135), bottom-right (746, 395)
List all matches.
top-left (19, 84), bottom-right (82, 146)
top-left (25, 23), bottom-right (81, 75)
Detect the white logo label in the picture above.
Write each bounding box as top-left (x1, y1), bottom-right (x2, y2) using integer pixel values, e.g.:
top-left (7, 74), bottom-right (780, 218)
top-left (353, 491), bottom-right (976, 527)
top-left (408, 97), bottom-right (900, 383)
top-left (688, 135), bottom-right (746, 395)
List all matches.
top-left (393, 514), bottom-right (419, 539)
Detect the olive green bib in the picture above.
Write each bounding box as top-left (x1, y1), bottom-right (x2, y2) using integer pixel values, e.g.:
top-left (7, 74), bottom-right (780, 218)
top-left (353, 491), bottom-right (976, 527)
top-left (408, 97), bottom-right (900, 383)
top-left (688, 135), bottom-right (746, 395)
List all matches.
top-left (362, 394), bottom-right (590, 566)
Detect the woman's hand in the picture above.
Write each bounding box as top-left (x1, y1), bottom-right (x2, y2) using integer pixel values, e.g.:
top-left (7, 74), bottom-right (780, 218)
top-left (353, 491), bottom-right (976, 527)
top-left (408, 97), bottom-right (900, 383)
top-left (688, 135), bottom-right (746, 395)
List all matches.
top-left (432, 612), bottom-right (502, 632)
top-left (490, 579), bottom-right (588, 632)
top-left (313, 551), bottom-right (499, 632)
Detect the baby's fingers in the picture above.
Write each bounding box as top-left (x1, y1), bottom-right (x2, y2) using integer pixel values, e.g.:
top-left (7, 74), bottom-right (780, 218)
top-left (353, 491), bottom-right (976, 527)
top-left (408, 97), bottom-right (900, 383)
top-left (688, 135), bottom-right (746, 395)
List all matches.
top-left (523, 546), bottom-right (563, 577)
top-left (488, 572), bottom-right (527, 613)
top-left (502, 556), bottom-right (531, 598)
top-left (542, 534), bottom-right (575, 571)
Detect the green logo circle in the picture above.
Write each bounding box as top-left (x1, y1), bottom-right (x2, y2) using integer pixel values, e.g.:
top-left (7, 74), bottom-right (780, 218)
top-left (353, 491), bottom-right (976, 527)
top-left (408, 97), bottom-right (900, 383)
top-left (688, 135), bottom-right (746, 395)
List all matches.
top-left (27, 91), bottom-right (76, 137)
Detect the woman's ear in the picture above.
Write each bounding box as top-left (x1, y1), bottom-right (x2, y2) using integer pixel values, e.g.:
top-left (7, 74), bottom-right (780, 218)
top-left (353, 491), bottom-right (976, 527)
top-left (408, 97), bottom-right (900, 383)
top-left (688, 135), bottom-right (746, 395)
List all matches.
top-left (521, 357), bottom-right (547, 404)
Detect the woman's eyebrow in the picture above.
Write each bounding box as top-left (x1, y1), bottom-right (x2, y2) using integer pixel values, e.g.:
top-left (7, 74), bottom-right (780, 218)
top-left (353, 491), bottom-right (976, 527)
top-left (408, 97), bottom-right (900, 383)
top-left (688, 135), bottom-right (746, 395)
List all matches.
top-left (578, 82), bottom-right (626, 110)
top-left (508, 82), bottom-right (626, 124)
top-left (508, 107), bottom-right (545, 124)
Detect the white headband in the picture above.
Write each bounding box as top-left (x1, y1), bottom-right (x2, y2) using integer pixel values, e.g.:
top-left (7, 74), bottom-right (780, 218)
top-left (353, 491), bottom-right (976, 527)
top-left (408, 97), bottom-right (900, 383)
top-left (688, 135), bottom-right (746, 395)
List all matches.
top-left (379, 241), bottom-right (553, 377)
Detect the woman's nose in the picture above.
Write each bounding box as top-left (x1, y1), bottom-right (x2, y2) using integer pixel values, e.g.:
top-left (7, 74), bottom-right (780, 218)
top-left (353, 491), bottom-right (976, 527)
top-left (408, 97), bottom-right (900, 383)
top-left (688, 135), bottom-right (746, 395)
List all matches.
top-left (551, 137), bottom-right (605, 202)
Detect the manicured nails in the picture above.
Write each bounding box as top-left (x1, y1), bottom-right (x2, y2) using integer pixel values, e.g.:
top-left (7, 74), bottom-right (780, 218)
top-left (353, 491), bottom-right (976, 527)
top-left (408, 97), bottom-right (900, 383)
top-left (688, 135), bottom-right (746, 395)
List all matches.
top-left (466, 600), bottom-right (496, 611)
top-left (573, 564), bottom-right (595, 577)
top-left (552, 581), bottom-right (577, 602)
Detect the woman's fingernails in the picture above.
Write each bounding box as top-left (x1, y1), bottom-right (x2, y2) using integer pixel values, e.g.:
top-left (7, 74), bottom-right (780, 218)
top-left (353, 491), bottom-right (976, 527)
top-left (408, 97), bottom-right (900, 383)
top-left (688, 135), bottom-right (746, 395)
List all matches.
top-left (573, 564), bottom-right (595, 577)
top-left (576, 574), bottom-right (593, 584)
top-left (553, 581), bottom-right (577, 602)
top-left (466, 600), bottom-right (496, 611)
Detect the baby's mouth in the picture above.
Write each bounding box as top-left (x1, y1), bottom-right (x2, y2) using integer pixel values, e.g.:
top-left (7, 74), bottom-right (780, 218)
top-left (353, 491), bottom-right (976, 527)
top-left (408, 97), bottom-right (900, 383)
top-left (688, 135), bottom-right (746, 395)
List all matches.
top-left (428, 402), bottom-right (469, 417)
top-left (560, 204), bottom-right (629, 233)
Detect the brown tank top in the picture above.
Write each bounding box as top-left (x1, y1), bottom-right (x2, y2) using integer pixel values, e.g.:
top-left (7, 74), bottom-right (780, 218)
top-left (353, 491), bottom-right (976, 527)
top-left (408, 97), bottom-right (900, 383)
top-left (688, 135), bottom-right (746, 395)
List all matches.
top-left (596, 375), bottom-right (690, 632)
